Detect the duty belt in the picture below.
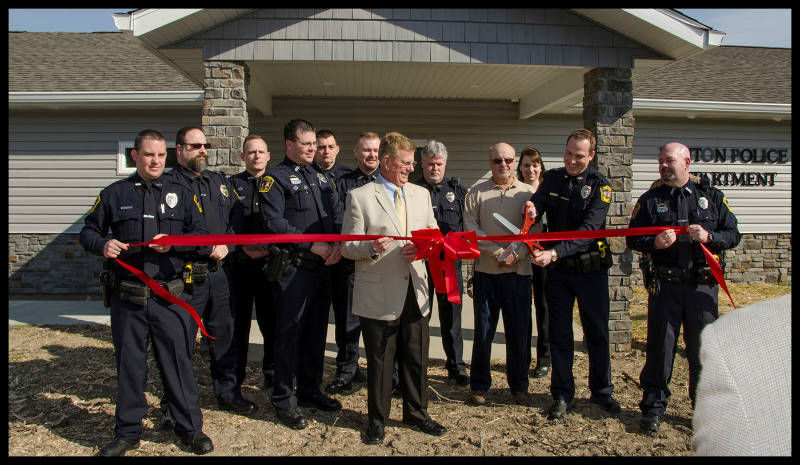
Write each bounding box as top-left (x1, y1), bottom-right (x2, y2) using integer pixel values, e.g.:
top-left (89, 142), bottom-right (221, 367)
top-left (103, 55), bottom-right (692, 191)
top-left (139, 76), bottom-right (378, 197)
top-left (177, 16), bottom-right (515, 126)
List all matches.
top-left (117, 278), bottom-right (184, 306)
top-left (654, 264), bottom-right (717, 285)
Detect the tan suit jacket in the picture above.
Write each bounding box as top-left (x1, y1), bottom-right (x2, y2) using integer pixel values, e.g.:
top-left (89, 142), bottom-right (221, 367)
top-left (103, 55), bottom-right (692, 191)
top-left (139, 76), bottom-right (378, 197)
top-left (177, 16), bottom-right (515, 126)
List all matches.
top-left (341, 178), bottom-right (439, 321)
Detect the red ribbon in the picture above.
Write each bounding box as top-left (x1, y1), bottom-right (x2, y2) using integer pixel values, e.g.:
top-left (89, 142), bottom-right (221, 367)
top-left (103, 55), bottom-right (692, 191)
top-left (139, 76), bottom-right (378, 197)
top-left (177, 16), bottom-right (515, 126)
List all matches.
top-left (118, 225), bottom-right (733, 337)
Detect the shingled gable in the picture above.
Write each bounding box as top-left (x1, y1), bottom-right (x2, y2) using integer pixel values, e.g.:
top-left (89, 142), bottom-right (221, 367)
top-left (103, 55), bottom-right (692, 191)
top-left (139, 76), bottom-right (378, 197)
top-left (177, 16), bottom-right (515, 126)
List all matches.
top-left (8, 31), bottom-right (200, 92)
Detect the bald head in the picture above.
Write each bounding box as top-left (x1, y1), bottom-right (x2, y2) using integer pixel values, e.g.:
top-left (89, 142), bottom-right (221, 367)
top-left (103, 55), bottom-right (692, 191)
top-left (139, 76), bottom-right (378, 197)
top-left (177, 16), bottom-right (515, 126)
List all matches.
top-left (658, 142), bottom-right (692, 187)
top-left (489, 142), bottom-right (516, 185)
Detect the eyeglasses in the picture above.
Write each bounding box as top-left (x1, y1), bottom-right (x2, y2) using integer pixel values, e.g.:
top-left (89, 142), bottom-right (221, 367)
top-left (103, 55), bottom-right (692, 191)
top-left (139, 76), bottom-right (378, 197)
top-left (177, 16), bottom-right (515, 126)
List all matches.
top-left (399, 160), bottom-right (417, 168)
top-left (180, 143), bottom-right (212, 150)
top-left (491, 158), bottom-right (515, 165)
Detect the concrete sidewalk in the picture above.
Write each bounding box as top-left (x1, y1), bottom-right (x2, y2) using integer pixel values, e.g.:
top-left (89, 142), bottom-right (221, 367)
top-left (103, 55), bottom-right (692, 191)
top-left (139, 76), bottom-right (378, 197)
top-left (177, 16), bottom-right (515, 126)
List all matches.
top-left (9, 295), bottom-right (584, 363)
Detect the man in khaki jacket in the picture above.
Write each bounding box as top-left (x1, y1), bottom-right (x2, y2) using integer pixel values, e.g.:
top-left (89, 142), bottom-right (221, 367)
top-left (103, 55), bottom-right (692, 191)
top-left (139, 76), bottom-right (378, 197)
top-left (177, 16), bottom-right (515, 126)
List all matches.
top-left (341, 132), bottom-right (444, 445)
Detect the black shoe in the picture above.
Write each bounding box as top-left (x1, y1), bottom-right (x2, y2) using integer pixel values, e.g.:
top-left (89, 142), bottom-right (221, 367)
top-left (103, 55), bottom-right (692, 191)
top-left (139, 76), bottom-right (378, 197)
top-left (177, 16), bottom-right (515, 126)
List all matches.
top-left (325, 376), bottom-right (353, 395)
top-left (403, 417), bottom-right (446, 436)
top-left (640, 412), bottom-right (661, 433)
top-left (533, 365), bottom-right (549, 378)
top-left (448, 372), bottom-right (470, 386)
top-left (589, 395), bottom-right (622, 414)
top-left (352, 371), bottom-right (367, 383)
top-left (275, 407), bottom-right (307, 429)
top-left (98, 438), bottom-right (139, 456)
top-left (298, 392), bottom-right (342, 412)
top-left (547, 398), bottom-right (574, 420)
top-left (160, 416), bottom-right (176, 432)
top-left (364, 424), bottom-right (385, 445)
top-left (218, 396), bottom-right (258, 415)
top-left (178, 431), bottom-right (214, 455)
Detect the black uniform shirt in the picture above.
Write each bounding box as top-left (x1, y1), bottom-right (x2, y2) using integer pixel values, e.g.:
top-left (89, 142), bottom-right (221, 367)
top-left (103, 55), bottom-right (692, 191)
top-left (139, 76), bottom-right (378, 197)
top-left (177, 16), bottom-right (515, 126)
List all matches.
top-left (79, 172), bottom-right (210, 281)
top-left (259, 158), bottom-right (343, 249)
top-left (416, 177), bottom-right (466, 236)
top-left (627, 180), bottom-right (741, 268)
top-left (229, 170), bottom-right (267, 235)
top-left (530, 166), bottom-right (612, 258)
top-left (165, 164), bottom-right (236, 237)
top-left (336, 166), bottom-right (380, 201)
top-left (315, 161), bottom-right (351, 184)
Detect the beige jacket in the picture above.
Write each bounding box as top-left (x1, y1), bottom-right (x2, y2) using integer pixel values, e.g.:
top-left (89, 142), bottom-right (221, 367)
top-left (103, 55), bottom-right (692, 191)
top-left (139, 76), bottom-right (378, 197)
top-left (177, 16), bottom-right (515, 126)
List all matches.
top-left (341, 179), bottom-right (439, 321)
top-left (463, 177), bottom-right (535, 275)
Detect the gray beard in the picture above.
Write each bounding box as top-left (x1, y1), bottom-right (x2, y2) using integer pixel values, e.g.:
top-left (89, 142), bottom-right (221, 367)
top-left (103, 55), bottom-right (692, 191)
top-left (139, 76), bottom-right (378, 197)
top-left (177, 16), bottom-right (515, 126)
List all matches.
top-left (187, 156), bottom-right (207, 173)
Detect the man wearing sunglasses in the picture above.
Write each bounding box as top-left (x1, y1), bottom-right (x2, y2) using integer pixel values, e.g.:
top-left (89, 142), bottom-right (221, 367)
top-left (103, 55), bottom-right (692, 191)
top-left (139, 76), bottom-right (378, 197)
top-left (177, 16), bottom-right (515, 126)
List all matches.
top-left (161, 126), bottom-right (258, 430)
top-left (525, 129), bottom-right (620, 421)
top-left (462, 142), bottom-right (536, 407)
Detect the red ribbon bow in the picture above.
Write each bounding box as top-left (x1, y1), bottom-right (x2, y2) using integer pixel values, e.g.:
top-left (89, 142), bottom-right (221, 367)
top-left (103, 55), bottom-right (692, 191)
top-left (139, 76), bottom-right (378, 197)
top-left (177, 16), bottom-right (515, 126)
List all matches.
top-left (410, 229), bottom-right (481, 305)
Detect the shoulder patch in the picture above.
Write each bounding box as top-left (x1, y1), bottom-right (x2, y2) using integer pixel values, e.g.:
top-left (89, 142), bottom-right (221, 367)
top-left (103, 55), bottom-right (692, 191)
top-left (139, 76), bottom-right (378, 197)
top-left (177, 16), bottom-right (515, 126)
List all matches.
top-left (600, 185), bottom-right (612, 203)
top-left (259, 176), bottom-right (274, 193)
top-left (89, 195), bottom-right (101, 213)
top-left (631, 201), bottom-right (640, 220)
top-left (722, 196), bottom-right (733, 214)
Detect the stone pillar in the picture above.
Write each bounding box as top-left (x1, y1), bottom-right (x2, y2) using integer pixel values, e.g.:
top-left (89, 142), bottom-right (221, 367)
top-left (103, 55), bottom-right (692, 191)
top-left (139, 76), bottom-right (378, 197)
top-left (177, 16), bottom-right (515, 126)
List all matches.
top-left (201, 61), bottom-right (250, 175)
top-left (582, 68), bottom-right (635, 352)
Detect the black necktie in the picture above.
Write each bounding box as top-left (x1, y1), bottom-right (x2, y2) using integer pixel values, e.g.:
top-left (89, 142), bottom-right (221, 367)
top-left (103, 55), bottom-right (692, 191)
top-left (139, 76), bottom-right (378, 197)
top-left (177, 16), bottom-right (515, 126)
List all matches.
top-left (250, 176), bottom-right (261, 214)
top-left (674, 187), bottom-right (691, 269)
top-left (142, 181), bottom-right (160, 277)
top-left (197, 174), bottom-right (221, 234)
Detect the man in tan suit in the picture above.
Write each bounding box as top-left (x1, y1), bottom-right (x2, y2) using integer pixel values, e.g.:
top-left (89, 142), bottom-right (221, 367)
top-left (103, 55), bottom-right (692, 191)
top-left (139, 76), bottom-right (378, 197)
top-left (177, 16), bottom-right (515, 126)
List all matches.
top-left (341, 132), bottom-right (445, 445)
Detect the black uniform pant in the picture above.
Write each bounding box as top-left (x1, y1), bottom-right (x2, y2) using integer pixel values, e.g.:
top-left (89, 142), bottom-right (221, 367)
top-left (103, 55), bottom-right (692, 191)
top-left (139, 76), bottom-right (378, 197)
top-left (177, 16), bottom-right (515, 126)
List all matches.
top-left (527, 265), bottom-right (551, 369)
top-left (111, 292), bottom-right (203, 441)
top-left (639, 280), bottom-right (718, 416)
top-left (271, 264), bottom-right (332, 410)
top-left (470, 271), bottom-right (531, 393)
top-left (331, 261), bottom-right (363, 382)
top-left (360, 281), bottom-right (430, 430)
top-left (546, 266), bottom-right (613, 403)
top-left (425, 260), bottom-right (466, 376)
top-left (232, 257), bottom-right (276, 389)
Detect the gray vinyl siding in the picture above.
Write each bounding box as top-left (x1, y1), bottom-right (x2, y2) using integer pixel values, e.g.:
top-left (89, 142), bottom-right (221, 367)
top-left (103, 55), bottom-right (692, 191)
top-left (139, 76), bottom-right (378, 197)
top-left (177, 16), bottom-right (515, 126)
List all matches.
top-left (633, 117), bottom-right (792, 234)
top-left (8, 109), bottom-right (200, 234)
top-left (173, 8), bottom-right (664, 66)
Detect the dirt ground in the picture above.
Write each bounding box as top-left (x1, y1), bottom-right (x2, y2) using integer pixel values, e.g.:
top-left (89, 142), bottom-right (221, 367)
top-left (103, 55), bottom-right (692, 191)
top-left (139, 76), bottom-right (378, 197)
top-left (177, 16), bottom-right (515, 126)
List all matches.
top-left (10, 327), bottom-right (697, 456)
top-left (8, 282), bottom-right (790, 456)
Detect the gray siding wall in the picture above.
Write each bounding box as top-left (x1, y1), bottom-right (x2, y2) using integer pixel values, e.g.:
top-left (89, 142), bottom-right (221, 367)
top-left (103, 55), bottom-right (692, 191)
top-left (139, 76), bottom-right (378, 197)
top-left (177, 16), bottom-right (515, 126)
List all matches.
top-left (173, 8), bottom-right (663, 66)
top-left (9, 109), bottom-right (201, 234)
top-left (633, 117), bottom-right (791, 234)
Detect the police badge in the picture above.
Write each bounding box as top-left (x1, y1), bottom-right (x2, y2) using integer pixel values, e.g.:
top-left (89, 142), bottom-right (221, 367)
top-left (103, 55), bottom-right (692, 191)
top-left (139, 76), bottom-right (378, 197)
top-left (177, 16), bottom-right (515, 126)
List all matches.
top-left (698, 196), bottom-right (709, 209)
top-left (580, 185), bottom-right (592, 199)
top-left (446, 192), bottom-right (455, 203)
top-left (317, 172), bottom-right (327, 184)
top-left (219, 184), bottom-right (229, 198)
top-left (165, 192), bottom-right (178, 209)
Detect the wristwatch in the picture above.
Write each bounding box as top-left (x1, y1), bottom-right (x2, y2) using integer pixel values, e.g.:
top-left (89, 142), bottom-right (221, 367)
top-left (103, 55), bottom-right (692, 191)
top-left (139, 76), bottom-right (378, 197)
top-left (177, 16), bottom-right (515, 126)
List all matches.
top-left (550, 249), bottom-right (558, 262)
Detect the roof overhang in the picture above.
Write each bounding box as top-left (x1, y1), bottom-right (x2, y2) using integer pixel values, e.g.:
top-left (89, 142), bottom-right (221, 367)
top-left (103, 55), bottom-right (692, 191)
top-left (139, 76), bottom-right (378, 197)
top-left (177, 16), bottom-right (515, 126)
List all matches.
top-left (562, 98), bottom-right (791, 121)
top-left (8, 91), bottom-right (204, 110)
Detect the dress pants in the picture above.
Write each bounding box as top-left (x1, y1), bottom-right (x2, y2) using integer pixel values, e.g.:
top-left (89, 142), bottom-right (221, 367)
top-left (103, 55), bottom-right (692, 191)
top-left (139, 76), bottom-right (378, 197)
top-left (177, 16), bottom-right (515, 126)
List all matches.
top-left (231, 256), bottom-right (276, 389)
top-left (527, 266), bottom-right (551, 368)
top-left (639, 280), bottom-right (718, 416)
top-left (425, 260), bottom-right (467, 376)
top-left (546, 266), bottom-right (613, 404)
top-left (331, 261), bottom-right (363, 382)
top-left (111, 292), bottom-right (203, 441)
top-left (360, 280), bottom-right (430, 429)
top-left (271, 264), bottom-right (332, 410)
top-left (470, 271), bottom-right (531, 393)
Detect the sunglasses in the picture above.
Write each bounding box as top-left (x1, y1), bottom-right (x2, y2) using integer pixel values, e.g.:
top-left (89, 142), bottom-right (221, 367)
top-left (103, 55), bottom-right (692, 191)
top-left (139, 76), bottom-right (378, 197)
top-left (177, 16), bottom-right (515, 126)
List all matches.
top-left (180, 143), bottom-right (212, 150)
top-left (491, 158), bottom-right (515, 165)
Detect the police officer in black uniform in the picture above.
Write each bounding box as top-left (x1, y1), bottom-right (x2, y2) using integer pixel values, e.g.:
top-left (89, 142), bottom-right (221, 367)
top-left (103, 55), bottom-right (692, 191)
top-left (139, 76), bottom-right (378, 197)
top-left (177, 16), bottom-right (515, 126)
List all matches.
top-left (627, 142), bottom-right (740, 434)
top-left (81, 129), bottom-right (214, 456)
top-left (324, 131), bottom-right (382, 395)
top-left (163, 126), bottom-right (257, 421)
top-left (415, 139), bottom-right (469, 386)
top-left (229, 135), bottom-right (277, 392)
top-left (259, 119), bottom-right (344, 429)
top-left (527, 129), bottom-right (621, 420)
top-left (314, 129), bottom-right (352, 182)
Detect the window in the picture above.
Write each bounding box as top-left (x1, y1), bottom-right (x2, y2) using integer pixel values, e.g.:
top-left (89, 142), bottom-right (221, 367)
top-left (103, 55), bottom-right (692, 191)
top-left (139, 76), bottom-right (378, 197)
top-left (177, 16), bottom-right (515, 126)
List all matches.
top-left (117, 141), bottom-right (178, 175)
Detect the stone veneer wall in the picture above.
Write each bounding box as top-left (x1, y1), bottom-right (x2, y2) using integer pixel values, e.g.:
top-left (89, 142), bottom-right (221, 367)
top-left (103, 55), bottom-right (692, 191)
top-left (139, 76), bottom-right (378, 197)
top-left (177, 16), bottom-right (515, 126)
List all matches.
top-left (8, 233), bottom-right (791, 295)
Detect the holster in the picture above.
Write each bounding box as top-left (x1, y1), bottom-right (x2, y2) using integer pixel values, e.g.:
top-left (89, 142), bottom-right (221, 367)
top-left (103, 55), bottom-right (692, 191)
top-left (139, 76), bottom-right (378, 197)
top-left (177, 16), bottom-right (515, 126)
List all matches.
top-left (117, 278), bottom-right (184, 306)
top-left (99, 269), bottom-right (117, 308)
top-left (560, 239), bottom-right (613, 274)
top-left (263, 245), bottom-right (296, 282)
